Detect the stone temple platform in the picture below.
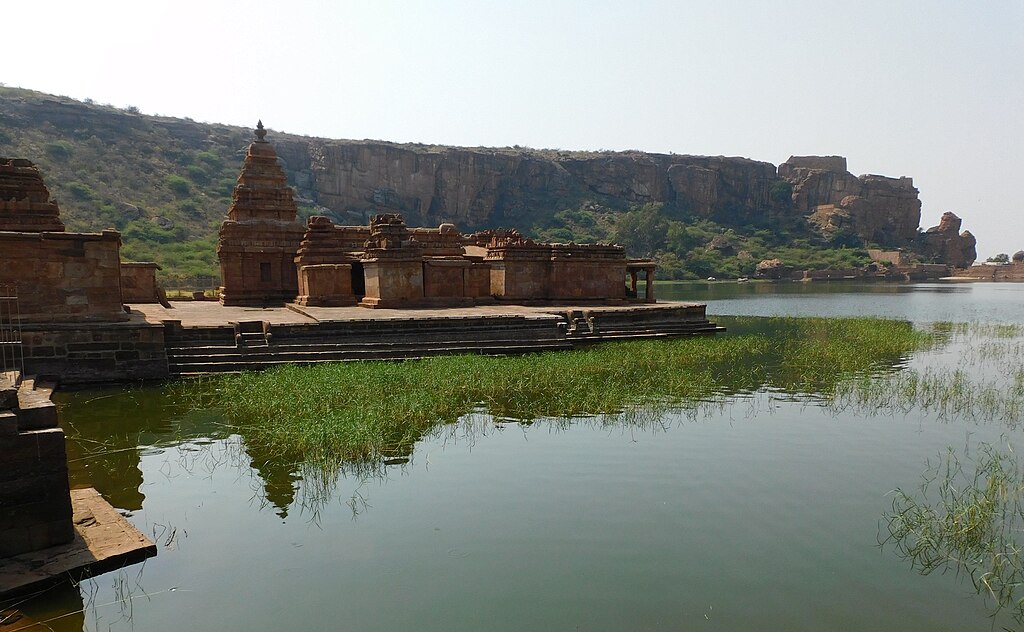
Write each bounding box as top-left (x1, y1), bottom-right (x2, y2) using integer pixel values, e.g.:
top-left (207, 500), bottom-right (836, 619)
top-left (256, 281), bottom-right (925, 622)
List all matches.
top-left (126, 300), bottom-right (722, 377)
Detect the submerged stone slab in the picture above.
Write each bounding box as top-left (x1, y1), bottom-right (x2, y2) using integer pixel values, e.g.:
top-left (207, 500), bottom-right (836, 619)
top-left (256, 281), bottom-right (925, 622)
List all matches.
top-left (0, 488), bottom-right (156, 598)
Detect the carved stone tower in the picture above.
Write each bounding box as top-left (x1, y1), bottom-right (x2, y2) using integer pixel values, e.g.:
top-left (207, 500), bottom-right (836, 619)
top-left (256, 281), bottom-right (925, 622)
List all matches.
top-left (217, 121), bottom-right (305, 306)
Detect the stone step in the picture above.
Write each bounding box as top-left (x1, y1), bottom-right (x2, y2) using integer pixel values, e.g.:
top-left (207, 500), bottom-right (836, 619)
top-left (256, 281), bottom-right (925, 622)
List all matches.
top-left (165, 326), bottom-right (558, 348)
top-left (165, 335), bottom-right (564, 357)
top-left (167, 338), bottom-right (571, 360)
top-left (566, 325), bottom-right (723, 341)
top-left (167, 341), bottom-right (570, 374)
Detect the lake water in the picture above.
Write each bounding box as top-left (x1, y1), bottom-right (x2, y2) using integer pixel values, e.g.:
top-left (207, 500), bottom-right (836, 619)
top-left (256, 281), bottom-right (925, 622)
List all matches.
top-left (8, 281), bottom-right (1024, 631)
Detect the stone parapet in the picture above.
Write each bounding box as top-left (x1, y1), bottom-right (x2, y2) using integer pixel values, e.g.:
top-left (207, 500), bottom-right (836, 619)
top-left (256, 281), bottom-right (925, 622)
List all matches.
top-left (120, 262), bottom-right (165, 304)
top-left (359, 258), bottom-right (425, 308)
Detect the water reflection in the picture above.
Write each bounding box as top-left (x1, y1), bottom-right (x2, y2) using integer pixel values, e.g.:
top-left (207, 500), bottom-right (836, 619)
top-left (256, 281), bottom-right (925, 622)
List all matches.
top-left (56, 387), bottom-right (230, 511)
top-left (0, 582), bottom-right (84, 631)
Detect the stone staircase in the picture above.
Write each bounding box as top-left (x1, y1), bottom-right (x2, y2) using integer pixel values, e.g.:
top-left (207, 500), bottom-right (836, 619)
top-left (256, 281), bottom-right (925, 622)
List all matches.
top-left (558, 305), bottom-right (724, 343)
top-left (164, 315), bottom-right (572, 376)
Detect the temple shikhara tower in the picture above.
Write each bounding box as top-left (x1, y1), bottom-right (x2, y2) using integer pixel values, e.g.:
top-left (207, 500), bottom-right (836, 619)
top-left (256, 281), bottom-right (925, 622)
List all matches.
top-left (217, 121), bottom-right (305, 306)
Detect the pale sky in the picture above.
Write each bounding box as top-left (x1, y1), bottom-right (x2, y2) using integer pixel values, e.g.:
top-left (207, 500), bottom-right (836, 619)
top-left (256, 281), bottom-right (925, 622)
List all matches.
top-left (4, 0), bottom-right (1022, 258)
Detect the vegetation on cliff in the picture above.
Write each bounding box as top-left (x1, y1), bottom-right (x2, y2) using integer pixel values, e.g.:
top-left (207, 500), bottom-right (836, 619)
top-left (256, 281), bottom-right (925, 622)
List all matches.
top-left (532, 202), bottom-right (873, 279)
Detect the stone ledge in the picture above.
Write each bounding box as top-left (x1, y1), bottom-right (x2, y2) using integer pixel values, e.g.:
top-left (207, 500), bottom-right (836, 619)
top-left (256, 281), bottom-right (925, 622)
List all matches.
top-left (0, 488), bottom-right (156, 598)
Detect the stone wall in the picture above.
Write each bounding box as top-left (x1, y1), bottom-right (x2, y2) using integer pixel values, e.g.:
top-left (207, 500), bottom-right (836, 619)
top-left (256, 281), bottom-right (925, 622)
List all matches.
top-left (0, 375), bottom-right (74, 558)
top-left (0, 230), bottom-right (126, 322)
top-left (20, 322), bottom-right (169, 383)
top-left (120, 262), bottom-right (163, 303)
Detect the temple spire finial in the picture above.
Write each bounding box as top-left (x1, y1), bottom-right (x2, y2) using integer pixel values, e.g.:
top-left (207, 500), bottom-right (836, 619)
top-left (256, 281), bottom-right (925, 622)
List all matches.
top-left (255, 119), bottom-right (267, 141)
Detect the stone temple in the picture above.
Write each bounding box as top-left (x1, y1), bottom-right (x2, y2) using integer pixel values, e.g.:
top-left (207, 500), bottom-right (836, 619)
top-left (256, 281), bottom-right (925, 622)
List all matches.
top-left (217, 123), bottom-right (657, 308)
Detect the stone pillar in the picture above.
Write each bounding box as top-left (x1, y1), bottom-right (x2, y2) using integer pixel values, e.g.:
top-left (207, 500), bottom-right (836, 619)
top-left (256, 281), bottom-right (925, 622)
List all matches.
top-left (644, 266), bottom-right (656, 302)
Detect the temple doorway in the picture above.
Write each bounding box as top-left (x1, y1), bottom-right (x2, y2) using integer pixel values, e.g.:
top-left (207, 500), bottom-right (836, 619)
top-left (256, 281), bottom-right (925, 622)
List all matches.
top-left (351, 262), bottom-right (366, 298)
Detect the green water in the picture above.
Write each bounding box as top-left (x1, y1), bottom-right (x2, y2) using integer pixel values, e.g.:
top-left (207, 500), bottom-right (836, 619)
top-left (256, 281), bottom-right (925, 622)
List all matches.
top-left (7, 282), bottom-right (1024, 631)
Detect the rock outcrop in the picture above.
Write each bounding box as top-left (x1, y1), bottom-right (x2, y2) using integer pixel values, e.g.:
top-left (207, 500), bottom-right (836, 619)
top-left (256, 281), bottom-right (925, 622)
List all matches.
top-left (779, 156), bottom-right (921, 247)
top-left (915, 211), bottom-right (977, 268)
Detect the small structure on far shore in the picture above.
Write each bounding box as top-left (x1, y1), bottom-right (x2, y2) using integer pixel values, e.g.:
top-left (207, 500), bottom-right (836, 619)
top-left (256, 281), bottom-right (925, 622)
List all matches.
top-left (217, 123), bottom-right (656, 308)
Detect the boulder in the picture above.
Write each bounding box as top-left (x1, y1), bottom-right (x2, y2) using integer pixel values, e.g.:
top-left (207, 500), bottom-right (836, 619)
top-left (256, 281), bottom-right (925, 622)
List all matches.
top-left (755, 258), bottom-right (789, 279)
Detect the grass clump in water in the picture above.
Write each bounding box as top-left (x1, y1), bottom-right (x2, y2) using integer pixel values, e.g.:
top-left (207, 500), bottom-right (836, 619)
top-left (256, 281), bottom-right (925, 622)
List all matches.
top-left (884, 441), bottom-right (1024, 626)
top-left (186, 316), bottom-right (933, 466)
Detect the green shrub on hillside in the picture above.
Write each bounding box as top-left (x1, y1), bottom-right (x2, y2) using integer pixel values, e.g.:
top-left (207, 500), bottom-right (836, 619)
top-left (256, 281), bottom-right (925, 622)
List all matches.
top-left (66, 181), bottom-right (96, 200)
top-left (165, 174), bottom-right (191, 196)
top-left (45, 140), bottom-right (73, 161)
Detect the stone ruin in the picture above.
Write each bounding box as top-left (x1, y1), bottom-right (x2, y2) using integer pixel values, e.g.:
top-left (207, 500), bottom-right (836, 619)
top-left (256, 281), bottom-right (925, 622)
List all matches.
top-left (218, 124), bottom-right (656, 308)
top-left (0, 158), bottom-right (125, 322)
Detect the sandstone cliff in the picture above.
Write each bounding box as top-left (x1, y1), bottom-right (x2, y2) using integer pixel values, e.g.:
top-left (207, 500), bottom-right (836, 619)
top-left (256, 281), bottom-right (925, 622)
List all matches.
top-left (271, 138), bottom-right (782, 230)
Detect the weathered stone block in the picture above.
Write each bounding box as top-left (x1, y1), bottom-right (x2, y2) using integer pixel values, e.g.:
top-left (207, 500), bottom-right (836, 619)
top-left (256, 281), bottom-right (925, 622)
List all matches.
top-left (424, 259), bottom-right (470, 299)
top-left (296, 263), bottom-right (357, 306)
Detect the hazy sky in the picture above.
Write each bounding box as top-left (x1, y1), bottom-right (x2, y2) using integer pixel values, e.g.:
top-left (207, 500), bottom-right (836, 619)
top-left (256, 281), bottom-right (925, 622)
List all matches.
top-left (4, 1), bottom-right (1022, 257)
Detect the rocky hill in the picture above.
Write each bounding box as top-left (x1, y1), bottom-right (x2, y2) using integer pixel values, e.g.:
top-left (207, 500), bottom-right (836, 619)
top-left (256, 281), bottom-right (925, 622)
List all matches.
top-left (0, 86), bottom-right (975, 281)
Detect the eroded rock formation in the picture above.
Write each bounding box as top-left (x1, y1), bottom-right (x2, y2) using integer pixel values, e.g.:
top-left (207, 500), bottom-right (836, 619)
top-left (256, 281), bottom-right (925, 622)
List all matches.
top-left (0, 91), bottom-right (979, 269)
top-left (915, 211), bottom-right (977, 268)
top-left (778, 156), bottom-right (922, 247)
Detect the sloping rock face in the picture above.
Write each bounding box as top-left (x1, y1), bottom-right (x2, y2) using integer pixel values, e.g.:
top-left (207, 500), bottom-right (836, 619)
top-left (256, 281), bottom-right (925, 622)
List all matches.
top-left (915, 211), bottom-right (977, 268)
top-left (779, 156), bottom-right (921, 247)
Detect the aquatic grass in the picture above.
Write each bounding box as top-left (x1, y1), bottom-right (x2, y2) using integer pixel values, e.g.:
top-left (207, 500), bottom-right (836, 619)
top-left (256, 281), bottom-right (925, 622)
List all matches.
top-left (829, 364), bottom-right (1024, 426)
top-left (183, 316), bottom-right (933, 466)
top-left (884, 441), bottom-right (1024, 626)
top-left (930, 321), bottom-right (1024, 340)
